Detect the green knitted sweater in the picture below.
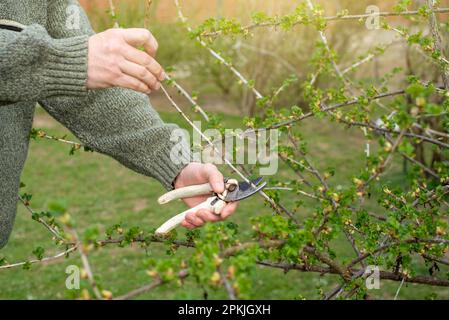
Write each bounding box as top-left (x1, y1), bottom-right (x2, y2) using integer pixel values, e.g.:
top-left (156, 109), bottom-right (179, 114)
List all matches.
top-left (0, 0), bottom-right (191, 249)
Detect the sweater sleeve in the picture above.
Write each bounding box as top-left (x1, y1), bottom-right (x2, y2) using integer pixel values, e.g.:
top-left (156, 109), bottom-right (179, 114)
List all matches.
top-left (38, 0), bottom-right (191, 190)
top-left (0, 24), bottom-right (89, 104)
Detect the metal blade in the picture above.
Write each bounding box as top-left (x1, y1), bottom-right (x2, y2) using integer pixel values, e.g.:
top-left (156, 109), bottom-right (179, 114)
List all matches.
top-left (237, 176), bottom-right (264, 192)
top-left (225, 177), bottom-right (266, 202)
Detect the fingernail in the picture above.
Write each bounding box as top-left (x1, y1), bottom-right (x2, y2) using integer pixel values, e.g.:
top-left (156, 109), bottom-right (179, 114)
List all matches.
top-left (161, 72), bottom-right (167, 81)
top-left (155, 82), bottom-right (161, 90)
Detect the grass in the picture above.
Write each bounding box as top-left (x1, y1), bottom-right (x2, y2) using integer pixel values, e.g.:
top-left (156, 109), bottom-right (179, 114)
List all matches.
top-left (0, 102), bottom-right (448, 300)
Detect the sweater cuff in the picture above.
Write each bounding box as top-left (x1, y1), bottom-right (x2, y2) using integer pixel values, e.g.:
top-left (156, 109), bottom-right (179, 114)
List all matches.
top-left (41, 35), bottom-right (89, 97)
top-left (151, 140), bottom-right (191, 190)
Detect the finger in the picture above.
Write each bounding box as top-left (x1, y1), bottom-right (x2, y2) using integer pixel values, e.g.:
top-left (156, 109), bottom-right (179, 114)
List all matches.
top-left (220, 202), bottom-right (238, 219)
top-left (200, 164), bottom-right (225, 194)
top-left (181, 220), bottom-right (196, 229)
top-left (120, 28), bottom-right (158, 57)
top-left (120, 60), bottom-right (160, 91)
top-left (196, 209), bottom-right (222, 223)
top-left (122, 47), bottom-right (165, 81)
top-left (185, 212), bottom-right (204, 227)
top-left (115, 74), bottom-right (150, 94)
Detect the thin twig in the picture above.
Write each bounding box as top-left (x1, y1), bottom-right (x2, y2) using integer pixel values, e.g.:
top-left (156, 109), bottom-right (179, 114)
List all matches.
top-left (257, 260), bottom-right (449, 287)
top-left (394, 277), bottom-right (405, 300)
top-left (202, 8), bottom-right (449, 37)
top-left (72, 230), bottom-right (102, 300)
top-left (174, 0), bottom-right (264, 100)
top-left (107, 0), bottom-right (119, 28)
top-left (114, 269), bottom-right (189, 300)
top-left (19, 196), bottom-right (66, 242)
top-left (0, 246), bottom-right (77, 270)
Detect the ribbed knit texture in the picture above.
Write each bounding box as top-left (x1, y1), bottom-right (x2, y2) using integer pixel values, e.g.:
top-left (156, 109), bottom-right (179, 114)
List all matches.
top-left (0, 0), bottom-right (191, 249)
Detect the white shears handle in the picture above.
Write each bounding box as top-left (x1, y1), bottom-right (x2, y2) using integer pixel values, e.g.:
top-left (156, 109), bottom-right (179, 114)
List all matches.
top-left (158, 183), bottom-right (213, 204)
top-left (155, 183), bottom-right (227, 235)
top-left (155, 196), bottom-right (226, 235)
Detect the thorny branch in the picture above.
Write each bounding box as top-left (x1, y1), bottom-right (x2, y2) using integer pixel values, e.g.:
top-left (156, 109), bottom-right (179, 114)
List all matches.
top-left (201, 8), bottom-right (449, 38)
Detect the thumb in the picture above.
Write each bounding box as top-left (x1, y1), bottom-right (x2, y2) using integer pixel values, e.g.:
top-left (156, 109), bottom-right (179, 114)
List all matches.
top-left (202, 164), bottom-right (225, 194)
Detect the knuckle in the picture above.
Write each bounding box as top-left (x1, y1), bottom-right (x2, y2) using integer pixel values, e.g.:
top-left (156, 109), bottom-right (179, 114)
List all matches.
top-left (142, 56), bottom-right (153, 67)
top-left (138, 29), bottom-right (151, 42)
top-left (114, 56), bottom-right (125, 67)
top-left (138, 67), bottom-right (148, 79)
top-left (149, 78), bottom-right (158, 88)
top-left (106, 41), bottom-right (121, 53)
top-left (154, 65), bottom-right (163, 76)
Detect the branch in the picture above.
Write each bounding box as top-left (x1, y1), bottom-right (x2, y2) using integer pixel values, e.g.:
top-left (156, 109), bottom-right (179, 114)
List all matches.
top-left (303, 246), bottom-right (352, 281)
top-left (348, 237), bottom-right (449, 268)
top-left (107, 0), bottom-right (119, 28)
top-left (173, 0), bottom-right (264, 100)
top-left (0, 246), bottom-right (77, 270)
top-left (422, 253), bottom-right (449, 267)
top-left (365, 130), bottom-right (406, 185)
top-left (384, 134), bottom-right (440, 180)
top-left (202, 8), bottom-right (449, 38)
top-left (338, 119), bottom-right (449, 150)
top-left (19, 196), bottom-right (67, 243)
top-left (244, 89), bottom-right (408, 134)
top-left (218, 241), bottom-right (237, 300)
top-left (306, 0), bottom-right (351, 91)
top-left (257, 260), bottom-right (449, 287)
top-left (114, 269), bottom-right (189, 300)
top-left (166, 74), bottom-right (209, 121)
top-left (72, 230), bottom-right (102, 300)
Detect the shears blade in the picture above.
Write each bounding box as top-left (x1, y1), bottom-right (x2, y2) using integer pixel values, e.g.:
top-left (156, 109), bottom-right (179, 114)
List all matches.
top-left (225, 177), bottom-right (266, 202)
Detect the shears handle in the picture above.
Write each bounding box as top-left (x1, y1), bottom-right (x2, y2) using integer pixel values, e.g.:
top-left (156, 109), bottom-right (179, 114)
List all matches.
top-left (158, 183), bottom-right (213, 204)
top-left (155, 196), bottom-right (226, 235)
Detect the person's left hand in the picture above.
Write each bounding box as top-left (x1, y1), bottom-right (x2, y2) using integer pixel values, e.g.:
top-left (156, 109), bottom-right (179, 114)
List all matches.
top-left (173, 163), bottom-right (238, 229)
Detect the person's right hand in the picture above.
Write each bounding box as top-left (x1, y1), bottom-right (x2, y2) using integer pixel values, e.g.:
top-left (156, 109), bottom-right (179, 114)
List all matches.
top-left (86, 28), bottom-right (165, 94)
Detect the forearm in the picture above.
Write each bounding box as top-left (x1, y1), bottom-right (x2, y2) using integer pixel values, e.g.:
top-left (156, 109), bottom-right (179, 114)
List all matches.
top-left (0, 24), bottom-right (88, 104)
top-left (40, 87), bottom-right (191, 189)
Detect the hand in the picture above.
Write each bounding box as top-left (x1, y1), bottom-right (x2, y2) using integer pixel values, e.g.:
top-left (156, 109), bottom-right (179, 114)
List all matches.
top-left (86, 28), bottom-right (165, 94)
top-left (174, 163), bottom-right (238, 229)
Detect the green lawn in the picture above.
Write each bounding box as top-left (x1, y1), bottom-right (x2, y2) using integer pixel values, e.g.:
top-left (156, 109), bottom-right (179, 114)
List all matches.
top-left (0, 103), bottom-right (448, 300)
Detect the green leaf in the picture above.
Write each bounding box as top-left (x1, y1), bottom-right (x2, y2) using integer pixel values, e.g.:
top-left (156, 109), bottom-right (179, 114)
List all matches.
top-left (32, 246), bottom-right (45, 260)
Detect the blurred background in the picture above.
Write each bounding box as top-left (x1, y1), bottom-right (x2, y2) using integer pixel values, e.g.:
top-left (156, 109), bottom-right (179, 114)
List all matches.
top-left (79, 0), bottom-right (449, 116)
top-left (1, 0), bottom-right (448, 300)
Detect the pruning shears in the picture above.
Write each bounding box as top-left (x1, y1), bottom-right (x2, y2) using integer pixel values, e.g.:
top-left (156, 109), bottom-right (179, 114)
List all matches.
top-left (155, 177), bottom-right (267, 234)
